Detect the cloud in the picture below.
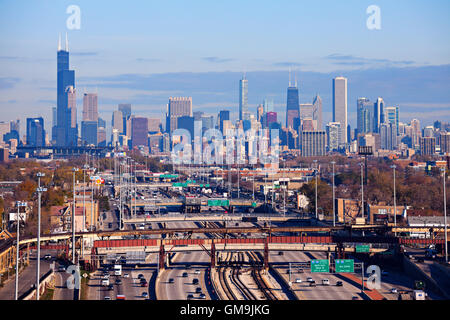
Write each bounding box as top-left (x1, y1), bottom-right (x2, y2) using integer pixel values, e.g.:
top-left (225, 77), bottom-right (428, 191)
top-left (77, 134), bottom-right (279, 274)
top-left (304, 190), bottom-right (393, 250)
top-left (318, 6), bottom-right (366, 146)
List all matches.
top-left (272, 61), bottom-right (304, 67)
top-left (202, 57), bottom-right (234, 63)
top-left (325, 54), bottom-right (415, 67)
top-left (0, 77), bottom-right (20, 90)
top-left (0, 56), bottom-right (22, 60)
top-left (136, 58), bottom-right (162, 63)
top-left (71, 51), bottom-right (99, 56)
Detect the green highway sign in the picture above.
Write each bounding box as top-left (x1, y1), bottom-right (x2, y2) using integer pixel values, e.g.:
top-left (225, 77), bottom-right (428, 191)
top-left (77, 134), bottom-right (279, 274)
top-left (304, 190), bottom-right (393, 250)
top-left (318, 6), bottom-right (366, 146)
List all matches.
top-left (252, 202), bottom-right (257, 207)
top-left (355, 245), bottom-right (370, 253)
top-left (335, 259), bottom-right (354, 273)
top-left (310, 259), bottom-right (329, 273)
top-left (207, 199), bottom-right (230, 206)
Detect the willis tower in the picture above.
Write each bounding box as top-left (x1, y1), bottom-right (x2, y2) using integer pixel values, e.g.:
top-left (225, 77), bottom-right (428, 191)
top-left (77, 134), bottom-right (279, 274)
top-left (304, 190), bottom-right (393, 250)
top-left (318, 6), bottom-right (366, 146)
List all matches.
top-left (56, 33), bottom-right (77, 146)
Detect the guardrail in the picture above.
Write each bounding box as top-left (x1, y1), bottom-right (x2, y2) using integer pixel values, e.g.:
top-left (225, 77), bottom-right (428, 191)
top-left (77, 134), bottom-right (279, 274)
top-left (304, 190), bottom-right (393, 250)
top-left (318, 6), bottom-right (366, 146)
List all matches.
top-left (19, 269), bottom-right (54, 300)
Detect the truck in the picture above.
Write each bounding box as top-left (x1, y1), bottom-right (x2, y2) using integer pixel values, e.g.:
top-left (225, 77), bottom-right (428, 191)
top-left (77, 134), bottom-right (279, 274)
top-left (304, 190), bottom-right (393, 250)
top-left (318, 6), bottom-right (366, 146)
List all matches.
top-left (411, 290), bottom-right (426, 300)
top-left (101, 279), bottom-right (110, 286)
top-left (114, 264), bottom-right (122, 276)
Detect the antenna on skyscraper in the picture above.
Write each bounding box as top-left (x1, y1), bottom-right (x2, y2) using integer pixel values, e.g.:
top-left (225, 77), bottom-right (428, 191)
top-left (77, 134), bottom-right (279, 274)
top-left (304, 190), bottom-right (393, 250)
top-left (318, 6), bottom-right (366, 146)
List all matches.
top-left (294, 69), bottom-right (298, 88)
top-left (65, 32), bottom-right (69, 51)
top-left (289, 67), bottom-right (292, 87)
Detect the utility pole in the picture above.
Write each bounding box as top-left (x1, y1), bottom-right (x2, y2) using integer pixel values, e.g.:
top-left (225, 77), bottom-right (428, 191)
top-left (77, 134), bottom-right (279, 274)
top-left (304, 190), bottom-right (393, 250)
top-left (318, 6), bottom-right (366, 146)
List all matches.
top-left (313, 160), bottom-right (318, 219)
top-left (36, 173), bottom-right (46, 300)
top-left (391, 165), bottom-right (397, 234)
top-left (360, 163), bottom-right (364, 221)
top-left (15, 201), bottom-right (27, 300)
top-left (72, 167), bottom-right (79, 264)
top-left (331, 161), bottom-right (336, 227)
top-left (442, 168), bottom-right (448, 264)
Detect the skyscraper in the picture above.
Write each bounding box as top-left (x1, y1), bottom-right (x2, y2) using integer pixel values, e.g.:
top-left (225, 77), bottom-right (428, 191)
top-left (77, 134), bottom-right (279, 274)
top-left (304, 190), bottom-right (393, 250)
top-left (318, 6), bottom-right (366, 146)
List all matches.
top-left (118, 104), bottom-right (132, 136)
top-left (218, 110), bottom-right (230, 133)
top-left (380, 122), bottom-right (397, 150)
top-left (82, 93), bottom-right (98, 122)
top-left (286, 75), bottom-right (299, 129)
top-left (166, 97), bottom-right (192, 134)
top-left (26, 118), bottom-right (45, 147)
top-left (357, 98), bottom-right (373, 135)
top-left (56, 33), bottom-right (76, 146)
top-left (326, 122), bottom-right (341, 151)
top-left (301, 131), bottom-right (326, 157)
top-left (332, 77), bottom-right (347, 147)
top-left (81, 121), bottom-right (97, 146)
top-left (131, 117), bottom-right (148, 148)
top-left (239, 74), bottom-right (249, 121)
top-left (51, 106), bottom-right (57, 142)
top-left (385, 106), bottom-right (399, 135)
top-left (112, 110), bottom-right (124, 134)
top-left (66, 86), bottom-right (78, 146)
top-left (420, 137), bottom-right (436, 155)
top-left (312, 95), bottom-right (323, 131)
top-left (373, 97), bottom-right (384, 133)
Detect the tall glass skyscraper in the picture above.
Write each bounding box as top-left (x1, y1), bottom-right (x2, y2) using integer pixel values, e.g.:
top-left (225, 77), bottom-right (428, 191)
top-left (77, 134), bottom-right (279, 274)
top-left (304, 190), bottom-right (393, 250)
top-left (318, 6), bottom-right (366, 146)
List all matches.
top-left (373, 97), bottom-right (384, 133)
top-left (385, 106), bottom-right (399, 135)
top-left (357, 97), bottom-right (373, 135)
top-left (286, 75), bottom-right (299, 129)
top-left (26, 117), bottom-right (45, 147)
top-left (239, 74), bottom-right (249, 121)
top-left (332, 77), bottom-right (347, 147)
top-left (56, 34), bottom-right (76, 146)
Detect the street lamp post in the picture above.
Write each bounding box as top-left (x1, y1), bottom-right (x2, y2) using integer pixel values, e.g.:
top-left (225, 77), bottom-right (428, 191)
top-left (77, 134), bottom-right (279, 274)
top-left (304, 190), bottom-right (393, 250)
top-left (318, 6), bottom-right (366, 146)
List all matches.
top-left (360, 163), bottom-right (364, 221)
top-left (391, 165), bottom-right (397, 234)
top-left (72, 168), bottom-right (79, 265)
top-left (442, 168), bottom-right (448, 264)
top-left (313, 160), bottom-right (318, 219)
top-left (36, 172), bottom-right (46, 300)
top-left (15, 201), bottom-right (27, 300)
top-left (331, 161), bottom-right (336, 227)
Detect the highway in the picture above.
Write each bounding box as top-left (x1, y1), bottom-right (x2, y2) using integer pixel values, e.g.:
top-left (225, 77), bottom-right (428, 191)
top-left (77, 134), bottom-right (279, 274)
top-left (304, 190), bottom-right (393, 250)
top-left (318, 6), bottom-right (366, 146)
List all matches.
top-left (157, 250), bottom-right (212, 300)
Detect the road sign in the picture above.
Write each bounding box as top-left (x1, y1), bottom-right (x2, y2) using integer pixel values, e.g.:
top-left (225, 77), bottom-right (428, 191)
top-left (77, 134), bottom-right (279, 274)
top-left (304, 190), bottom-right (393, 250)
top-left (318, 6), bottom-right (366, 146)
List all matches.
top-left (252, 202), bottom-right (257, 207)
top-left (356, 245), bottom-right (370, 253)
top-left (208, 199), bottom-right (230, 206)
top-left (335, 259), bottom-right (354, 273)
top-left (311, 259), bottom-right (329, 273)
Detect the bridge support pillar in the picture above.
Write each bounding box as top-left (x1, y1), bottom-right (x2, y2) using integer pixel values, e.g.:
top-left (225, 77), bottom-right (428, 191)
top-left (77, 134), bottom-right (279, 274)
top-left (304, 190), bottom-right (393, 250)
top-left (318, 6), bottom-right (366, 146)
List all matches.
top-left (211, 242), bottom-right (216, 268)
top-left (263, 238), bottom-right (269, 271)
top-left (26, 243), bottom-right (30, 264)
top-left (158, 245), bottom-right (165, 271)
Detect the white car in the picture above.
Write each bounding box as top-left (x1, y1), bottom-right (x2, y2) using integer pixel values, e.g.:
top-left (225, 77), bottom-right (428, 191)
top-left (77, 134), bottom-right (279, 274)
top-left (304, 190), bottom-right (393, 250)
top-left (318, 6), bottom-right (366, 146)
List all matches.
top-left (322, 279), bottom-right (330, 286)
top-left (295, 278), bottom-right (302, 283)
top-left (194, 270), bottom-right (201, 275)
top-left (390, 288), bottom-right (398, 294)
top-left (307, 277), bottom-right (314, 282)
top-left (104, 296), bottom-right (111, 300)
top-left (123, 273), bottom-right (129, 278)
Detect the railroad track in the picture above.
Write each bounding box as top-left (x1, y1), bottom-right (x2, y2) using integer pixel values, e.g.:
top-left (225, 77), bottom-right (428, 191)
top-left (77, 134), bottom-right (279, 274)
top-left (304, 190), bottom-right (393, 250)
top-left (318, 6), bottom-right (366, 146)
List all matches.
top-left (247, 252), bottom-right (277, 300)
top-left (230, 253), bottom-right (256, 300)
top-left (218, 252), bottom-right (238, 300)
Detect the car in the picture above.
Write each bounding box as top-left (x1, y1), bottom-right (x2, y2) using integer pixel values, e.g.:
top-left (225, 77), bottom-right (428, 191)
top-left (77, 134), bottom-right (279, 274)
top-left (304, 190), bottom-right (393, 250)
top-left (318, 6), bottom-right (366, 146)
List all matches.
top-left (199, 293), bottom-right (206, 299)
top-left (137, 274), bottom-right (144, 279)
top-left (44, 254), bottom-right (52, 260)
top-left (104, 296), bottom-right (111, 300)
top-left (295, 278), bottom-right (302, 283)
top-left (391, 288), bottom-right (398, 294)
top-left (336, 281), bottom-right (343, 287)
top-left (309, 281), bottom-right (316, 287)
top-left (194, 270), bottom-right (201, 275)
top-left (322, 279), bottom-right (330, 286)
top-left (187, 294), bottom-right (194, 300)
top-left (307, 277), bottom-right (314, 282)
top-left (123, 273), bottom-right (129, 278)
top-left (141, 281), bottom-right (148, 287)
top-left (140, 277), bottom-right (147, 283)
top-left (182, 272), bottom-right (188, 278)
top-left (352, 296), bottom-right (359, 300)
top-left (168, 278), bottom-right (174, 284)
top-left (108, 284), bottom-right (114, 291)
top-left (195, 287), bottom-right (202, 293)
top-left (115, 279), bottom-right (122, 285)
top-left (278, 251), bottom-right (284, 256)
top-left (142, 292), bottom-right (148, 298)
top-left (192, 278), bottom-right (199, 285)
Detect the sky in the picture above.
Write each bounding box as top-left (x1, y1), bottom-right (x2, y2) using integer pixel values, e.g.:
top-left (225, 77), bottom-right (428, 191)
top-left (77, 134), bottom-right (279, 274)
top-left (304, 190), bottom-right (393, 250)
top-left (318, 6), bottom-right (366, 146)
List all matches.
top-left (0, 0), bottom-right (449, 135)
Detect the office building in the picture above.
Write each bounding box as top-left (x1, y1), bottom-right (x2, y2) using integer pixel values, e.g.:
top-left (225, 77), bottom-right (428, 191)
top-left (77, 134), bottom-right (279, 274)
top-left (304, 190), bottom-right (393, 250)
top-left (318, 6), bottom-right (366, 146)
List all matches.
top-left (112, 110), bottom-right (124, 134)
top-left (286, 79), bottom-right (300, 129)
top-left (131, 117), bottom-right (148, 148)
top-left (332, 77), bottom-right (348, 147)
top-left (440, 132), bottom-right (450, 154)
top-left (380, 122), bottom-right (397, 150)
top-left (420, 137), bottom-right (436, 155)
top-left (148, 118), bottom-right (161, 133)
top-left (239, 74), bottom-right (249, 121)
top-left (357, 98), bottom-right (373, 134)
top-left (312, 95), bottom-right (323, 130)
top-left (118, 104), bottom-right (131, 135)
top-left (177, 116), bottom-right (195, 140)
top-left (326, 122), bottom-right (341, 151)
top-left (82, 93), bottom-right (98, 122)
top-left (201, 115), bottom-right (214, 132)
top-left (385, 106), bottom-right (399, 135)
top-left (373, 97), bottom-right (384, 133)
top-left (301, 131), bottom-right (326, 157)
top-left (166, 97), bottom-right (192, 134)
top-left (265, 112), bottom-right (277, 128)
top-left (56, 33), bottom-right (76, 146)
top-left (81, 121), bottom-right (98, 146)
top-left (218, 110), bottom-right (230, 133)
top-left (26, 117), bottom-right (45, 147)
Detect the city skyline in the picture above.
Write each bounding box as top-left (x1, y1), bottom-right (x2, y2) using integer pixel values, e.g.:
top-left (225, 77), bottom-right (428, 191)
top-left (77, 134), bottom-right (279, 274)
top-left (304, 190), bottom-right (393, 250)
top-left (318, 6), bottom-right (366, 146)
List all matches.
top-left (1, 1), bottom-right (450, 133)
